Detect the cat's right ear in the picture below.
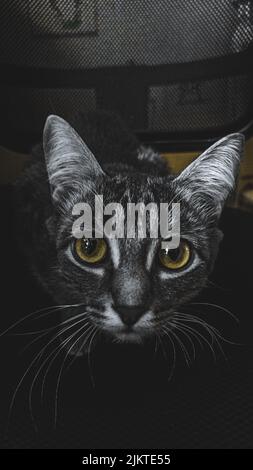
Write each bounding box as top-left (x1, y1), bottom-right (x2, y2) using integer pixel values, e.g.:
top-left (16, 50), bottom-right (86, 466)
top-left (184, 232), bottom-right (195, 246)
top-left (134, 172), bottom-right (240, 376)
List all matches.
top-left (174, 133), bottom-right (244, 222)
top-left (43, 115), bottom-right (104, 206)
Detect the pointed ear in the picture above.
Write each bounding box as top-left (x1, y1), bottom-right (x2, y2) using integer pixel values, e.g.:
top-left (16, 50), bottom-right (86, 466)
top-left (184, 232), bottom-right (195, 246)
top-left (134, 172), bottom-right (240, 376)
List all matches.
top-left (43, 115), bottom-right (104, 205)
top-left (174, 133), bottom-right (244, 221)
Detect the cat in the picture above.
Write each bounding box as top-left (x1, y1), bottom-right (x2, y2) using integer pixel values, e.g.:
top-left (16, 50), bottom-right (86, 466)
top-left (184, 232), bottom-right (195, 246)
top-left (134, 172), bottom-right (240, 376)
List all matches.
top-left (14, 110), bottom-right (244, 350)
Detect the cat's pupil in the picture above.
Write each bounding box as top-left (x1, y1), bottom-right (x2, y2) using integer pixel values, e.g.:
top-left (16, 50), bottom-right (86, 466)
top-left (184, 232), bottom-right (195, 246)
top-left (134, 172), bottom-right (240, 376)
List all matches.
top-left (81, 239), bottom-right (97, 255)
top-left (164, 246), bottom-right (181, 261)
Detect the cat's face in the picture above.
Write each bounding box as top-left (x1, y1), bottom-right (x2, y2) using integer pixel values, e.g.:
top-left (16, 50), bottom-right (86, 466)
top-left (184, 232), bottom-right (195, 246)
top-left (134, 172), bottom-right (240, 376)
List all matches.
top-left (43, 115), bottom-right (244, 345)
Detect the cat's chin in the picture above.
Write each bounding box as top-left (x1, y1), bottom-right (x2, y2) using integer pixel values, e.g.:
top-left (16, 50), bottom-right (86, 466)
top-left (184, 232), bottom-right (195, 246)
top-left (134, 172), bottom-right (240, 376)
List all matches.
top-left (102, 324), bottom-right (151, 345)
top-left (113, 330), bottom-right (144, 345)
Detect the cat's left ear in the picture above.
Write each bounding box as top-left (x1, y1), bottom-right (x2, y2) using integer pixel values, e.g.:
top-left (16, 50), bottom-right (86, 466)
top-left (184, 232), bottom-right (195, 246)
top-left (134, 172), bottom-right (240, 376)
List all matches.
top-left (43, 115), bottom-right (104, 205)
top-left (174, 133), bottom-right (245, 220)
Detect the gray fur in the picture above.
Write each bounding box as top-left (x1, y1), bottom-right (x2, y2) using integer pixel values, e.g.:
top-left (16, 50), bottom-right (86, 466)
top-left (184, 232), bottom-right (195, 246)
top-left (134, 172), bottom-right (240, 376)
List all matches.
top-left (14, 111), bottom-right (244, 347)
top-left (44, 115), bottom-right (104, 206)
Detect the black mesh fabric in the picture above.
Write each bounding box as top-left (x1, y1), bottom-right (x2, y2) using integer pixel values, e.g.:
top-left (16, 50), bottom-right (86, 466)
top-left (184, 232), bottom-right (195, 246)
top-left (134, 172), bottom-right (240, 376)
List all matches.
top-left (148, 75), bottom-right (251, 132)
top-left (6, 88), bottom-right (96, 134)
top-left (1, 0), bottom-right (253, 68)
top-left (1, 0), bottom-right (253, 150)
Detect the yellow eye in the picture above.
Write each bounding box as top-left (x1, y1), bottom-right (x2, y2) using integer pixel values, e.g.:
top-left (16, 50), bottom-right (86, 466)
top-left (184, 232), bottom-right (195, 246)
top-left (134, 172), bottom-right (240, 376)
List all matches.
top-left (74, 238), bottom-right (107, 264)
top-left (159, 240), bottom-right (191, 270)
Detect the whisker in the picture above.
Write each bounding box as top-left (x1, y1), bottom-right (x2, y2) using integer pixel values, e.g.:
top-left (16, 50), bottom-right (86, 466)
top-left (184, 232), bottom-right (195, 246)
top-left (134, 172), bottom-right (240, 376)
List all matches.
top-left (19, 311), bottom-right (91, 355)
top-left (65, 322), bottom-right (97, 374)
top-left (28, 318), bottom-right (91, 409)
top-left (169, 328), bottom-right (191, 367)
top-left (30, 325), bottom-right (86, 431)
top-left (170, 319), bottom-right (197, 360)
top-left (34, 304), bottom-right (87, 322)
top-left (189, 302), bottom-right (239, 323)
top-left (157, 308), bottom-right (235, 364)
top-left (41, 322), bottom-right (93, 402)
top-left (28, 320), bottom-right (91, 427)
top-left (173, 315), bottom-right (217, 361)
top-left (162, 321), bottom-right (191, 367)
top-left (159, 326), bottom-right (176, 381)
top-left (176, 311), bottom-right (240, 346)
top-left (155, 328), bottom-right (168, 361)
top-left (153, 334), bottom-right (159, 358)
top-left (53, 325), bottom-right (97, 428)
top-left (0, 303), bottom-right (85, 338)
top-left (87, 327), bottom-right (99, 389)
top-left (6, 314), bottom-right (90, 430)
top-left (175, 312), bottom-right (230, 361)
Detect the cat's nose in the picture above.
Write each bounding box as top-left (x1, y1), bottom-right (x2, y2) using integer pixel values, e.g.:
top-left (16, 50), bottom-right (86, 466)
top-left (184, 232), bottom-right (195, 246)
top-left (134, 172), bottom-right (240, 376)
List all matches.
top-left (114, 305), bottom-right (147, 327)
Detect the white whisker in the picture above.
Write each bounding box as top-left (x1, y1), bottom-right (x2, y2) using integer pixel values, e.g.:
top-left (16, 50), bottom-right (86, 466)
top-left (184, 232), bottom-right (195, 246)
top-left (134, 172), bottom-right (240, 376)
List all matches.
top-left (53, 324), bottom-right (97, 428)
top-left (0, 303), bottom-right (85, 338)
top-left (7, 314), bottom-right (90, 430)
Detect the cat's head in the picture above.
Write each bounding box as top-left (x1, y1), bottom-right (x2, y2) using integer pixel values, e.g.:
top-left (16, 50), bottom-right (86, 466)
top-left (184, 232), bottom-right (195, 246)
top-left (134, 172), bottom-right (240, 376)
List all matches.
top-left (43, 115), bottom-right (244, 345)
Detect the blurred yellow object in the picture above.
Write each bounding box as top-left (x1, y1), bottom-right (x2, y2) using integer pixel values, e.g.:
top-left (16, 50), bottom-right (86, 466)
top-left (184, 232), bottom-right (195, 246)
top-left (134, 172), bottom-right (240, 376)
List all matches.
top-left (162, 150), bottom-right (199, 174)
top-left (241, 187), bottom-right (253, 204)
